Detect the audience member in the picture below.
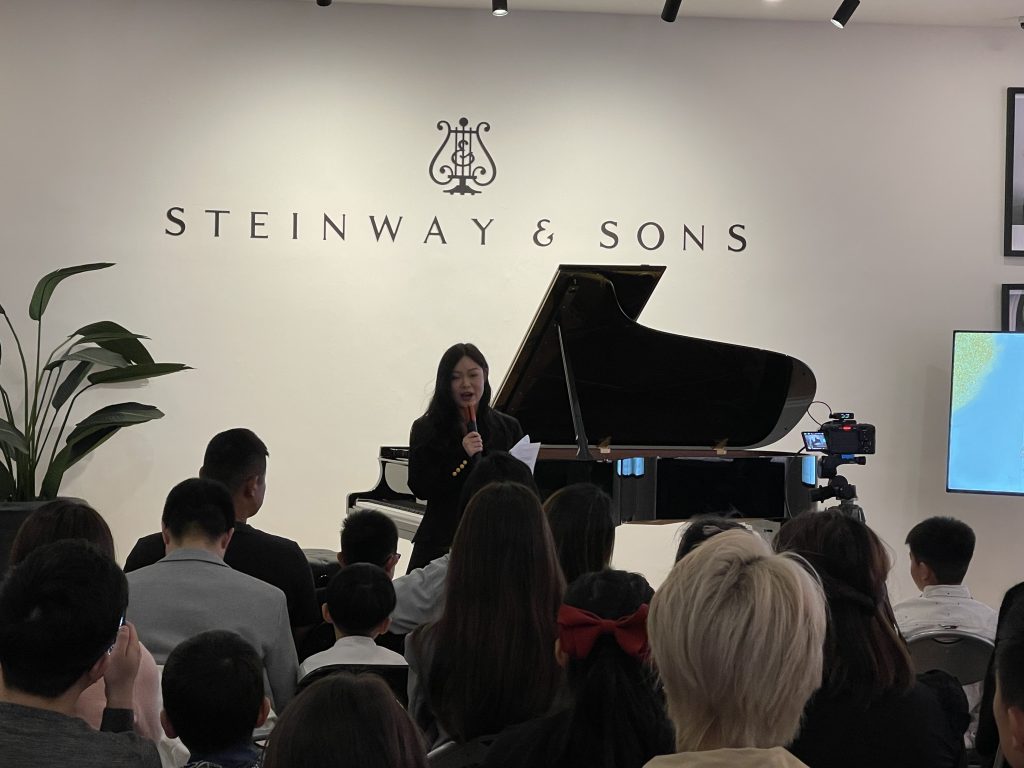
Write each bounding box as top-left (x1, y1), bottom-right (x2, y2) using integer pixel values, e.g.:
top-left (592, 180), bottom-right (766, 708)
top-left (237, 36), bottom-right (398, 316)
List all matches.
top-left (126, 478), bottom-right (298, 711)
top-left (407, 481), bottom-right (564, 747)
top-left (993, 629), bottom-right (1024, 768)
top-left (0, 540), bottom-right (160, 768)
top-left (644, 530), bottom-right (824, 767)
top-left (544, 483), bottom-right (616, 585)
top-left (776, 512), bottom-right (966, 768)
top-left (895, 515), bottom-right (996, 748)
top-left (340, 509), bottom-right (401, 575)
top-left (390, 451), bottom-right (539, 636)
top-left (125, 428), bottom-right (320, 639)
top-left (262, 673), bottom-right (428, 768)
top-left (161, 630), bottom-right (269, 768)
top-left (486, 569), bottom-right (674, 768)
top-left (8, 500), bottom-right (162, 741)
top-left (894, 516), bottom-right (996, 640)
top-left (673, 515), bottom-right (746, 563)
top-left (977, 582), bottom-right (1024, 763)
top-left (299, 509), bottom-right (403, 661)
top-left (299, 564), bottom-right (406, 681)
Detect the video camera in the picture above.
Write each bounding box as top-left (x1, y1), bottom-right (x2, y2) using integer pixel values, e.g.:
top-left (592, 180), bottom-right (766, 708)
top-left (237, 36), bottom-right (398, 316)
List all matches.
top-left (801, 412), bottom-right (876, 520)
top-left (801, 412), bottom-right (876, 456)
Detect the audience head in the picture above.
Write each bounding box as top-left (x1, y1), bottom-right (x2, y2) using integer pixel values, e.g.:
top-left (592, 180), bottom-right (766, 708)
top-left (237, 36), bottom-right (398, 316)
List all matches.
top-left (456, 450), bottom-right (539, 518)
top-left (556, 569), bottom-right (674, 767)
top-left (997, 631), bottom-right (1024, 768)
top-left (340, 510), bottom-right (400, 576)
top-left (649, 530), bottom-right (826, 751)
top-left (263, 673), bottom-right (427, 768)
top-left (426, 342), bottom-right (492, 428)
top-left (161, 477), bottom-right (235, 552)
top-left (544, 483), bottom-right (616, 585)
top-left (674, 515), bottom-right (747, 563)
top-left (905, 516), bottom-right (976, 588)
top-left (199, 428), bottom-right (268, 520)
top-left (324, 564), bottom-right (396, 638)
top-left (0, 540), bottom-right (128, 698)
top-left (774, 511), bottom-right (912, 706)
top-left (161, 630), bottom-right (269, 755)
top-left (425, 481), bottom-right (564, 742)
top-left (9, 499), bottom-right (115, 566)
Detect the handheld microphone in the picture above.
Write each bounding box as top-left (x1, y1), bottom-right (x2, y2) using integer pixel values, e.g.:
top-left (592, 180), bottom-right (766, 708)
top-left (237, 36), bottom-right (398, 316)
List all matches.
top-left (466, 404), bottom-right (477, 433)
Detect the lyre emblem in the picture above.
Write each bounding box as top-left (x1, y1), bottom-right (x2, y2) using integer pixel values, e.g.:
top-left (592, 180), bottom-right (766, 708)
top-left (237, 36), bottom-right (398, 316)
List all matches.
top-left (428, 117), bottom-right (497, 195)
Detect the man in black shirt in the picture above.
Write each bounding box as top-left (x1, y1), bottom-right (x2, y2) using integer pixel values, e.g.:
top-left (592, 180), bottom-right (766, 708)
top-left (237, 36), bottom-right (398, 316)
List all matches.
top-left (125, 429), bottom-right (320, 644)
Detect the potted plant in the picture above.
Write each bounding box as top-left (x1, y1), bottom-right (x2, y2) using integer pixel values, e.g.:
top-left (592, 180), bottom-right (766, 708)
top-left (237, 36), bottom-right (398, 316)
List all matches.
top-left (0, 263), bottom-right (189, 506)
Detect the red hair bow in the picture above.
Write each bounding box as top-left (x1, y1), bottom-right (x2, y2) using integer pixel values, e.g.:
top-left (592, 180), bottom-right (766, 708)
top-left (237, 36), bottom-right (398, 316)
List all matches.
top-left (557, 603), bottom-right (650, 661)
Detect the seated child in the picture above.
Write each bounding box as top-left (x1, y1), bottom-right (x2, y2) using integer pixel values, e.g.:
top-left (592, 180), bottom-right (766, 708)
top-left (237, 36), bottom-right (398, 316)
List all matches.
top-left (160, 630), bottom-right (271, 768)
top-left (895, 516), bottom-right (996, 640)
top-left (299, 564), bottom-right (406, 681)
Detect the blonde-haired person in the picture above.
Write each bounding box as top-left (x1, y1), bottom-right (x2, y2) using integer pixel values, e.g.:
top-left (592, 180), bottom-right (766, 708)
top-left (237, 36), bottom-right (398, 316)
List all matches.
top-left (645, 529), bottom-right (826, 768)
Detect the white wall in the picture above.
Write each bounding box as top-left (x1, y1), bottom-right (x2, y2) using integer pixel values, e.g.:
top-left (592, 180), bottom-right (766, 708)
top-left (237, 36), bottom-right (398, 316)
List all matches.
top-left (1, 0), bottom-right (1022, 606)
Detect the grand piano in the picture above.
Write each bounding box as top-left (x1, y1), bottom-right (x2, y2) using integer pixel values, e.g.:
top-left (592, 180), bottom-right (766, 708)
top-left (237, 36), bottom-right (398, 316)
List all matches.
top-left (348, 264), bottom-right (817, 537)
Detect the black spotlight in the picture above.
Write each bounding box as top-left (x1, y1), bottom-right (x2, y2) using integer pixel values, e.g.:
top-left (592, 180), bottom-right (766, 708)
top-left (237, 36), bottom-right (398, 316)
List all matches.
top-left (661, 0), bottom-right (682, 23)
top-left (831, 0), bottom-right (860, 28)
top-left (492, 0), bottom-right (508, 16)
top-left (316, 0), bottom-right (331, 6)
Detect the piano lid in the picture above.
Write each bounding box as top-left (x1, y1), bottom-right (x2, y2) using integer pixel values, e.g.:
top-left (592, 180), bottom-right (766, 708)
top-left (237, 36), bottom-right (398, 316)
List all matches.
top-left (491, 265), bottom-right (816, 450)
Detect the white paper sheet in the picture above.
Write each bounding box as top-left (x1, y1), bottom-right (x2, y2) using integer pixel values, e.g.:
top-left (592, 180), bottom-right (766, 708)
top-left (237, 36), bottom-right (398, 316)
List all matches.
top-left (509, 434), bottom-right (541, 472)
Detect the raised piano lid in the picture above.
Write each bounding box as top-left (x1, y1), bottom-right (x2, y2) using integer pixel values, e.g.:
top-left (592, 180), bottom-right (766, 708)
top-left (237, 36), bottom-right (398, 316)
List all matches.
top-left (491, 264), bottom-right (816, 450)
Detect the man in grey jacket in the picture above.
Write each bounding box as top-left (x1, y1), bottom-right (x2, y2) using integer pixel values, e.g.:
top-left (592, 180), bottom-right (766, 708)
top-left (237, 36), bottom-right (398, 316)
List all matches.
top-left (127, 478), bottom-right (297, 711)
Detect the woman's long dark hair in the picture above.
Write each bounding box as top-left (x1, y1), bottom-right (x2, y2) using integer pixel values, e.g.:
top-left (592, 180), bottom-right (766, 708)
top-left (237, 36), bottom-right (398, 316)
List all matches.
top-left (544, 483), bottom-right (615, 585)
top-left (423, 343), bottom-right (492, 436)
top-left (263, 673), bottom-right (427, 768)
top-left (774, 511), bottom-right (913, 707)
top-left (560, 570), bottom-right (675, 768)
top-left (420, 481), bottom-right (565, 741)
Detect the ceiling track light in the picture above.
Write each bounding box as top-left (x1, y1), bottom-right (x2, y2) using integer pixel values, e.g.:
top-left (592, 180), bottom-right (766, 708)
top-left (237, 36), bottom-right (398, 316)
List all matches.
top-left (831, 0), bottom-right (860, 28)
top-left (492, 0), bottom-right (508, 16)
top-left (661, 0), bottom-right (683, 23)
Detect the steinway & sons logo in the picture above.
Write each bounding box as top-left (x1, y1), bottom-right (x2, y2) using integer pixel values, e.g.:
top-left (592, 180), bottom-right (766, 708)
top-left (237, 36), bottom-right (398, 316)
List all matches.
top-left (429, 117), bottom-right (496, 196)
top-left (162, 115), bottom-right (747, 253)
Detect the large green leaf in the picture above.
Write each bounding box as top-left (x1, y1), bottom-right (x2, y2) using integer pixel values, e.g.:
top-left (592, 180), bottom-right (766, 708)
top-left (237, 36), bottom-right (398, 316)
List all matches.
top-left (72, 322), bottom-right (154, 365)
top-left (0, 418), bottom-right (29, 454)
top-left (39, 403), bottom-right (163, 498)
top-left (52, 360), bottom-right (93, 410)
top-left (0, 462), bottom-right (14, 501)
top-left (87, 362), bottom-right (190, 385)
top-left (66, 347), bottom-right (129, 368)
top-left (29, 263), bottom-right (115, 321)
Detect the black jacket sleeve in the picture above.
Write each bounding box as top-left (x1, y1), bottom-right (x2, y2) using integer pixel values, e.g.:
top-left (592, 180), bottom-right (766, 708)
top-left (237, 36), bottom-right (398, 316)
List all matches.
top-left (408, 416), bottom-right (473, 502)
top-left (123, 533), bottom-right (166, 573)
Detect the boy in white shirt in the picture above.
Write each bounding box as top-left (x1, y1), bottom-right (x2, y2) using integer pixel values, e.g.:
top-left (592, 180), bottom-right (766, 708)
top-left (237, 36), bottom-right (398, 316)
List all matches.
top-left (298, 564), bottom-right (406, 682)
top-left (895, 516), bottom-right (996, 641)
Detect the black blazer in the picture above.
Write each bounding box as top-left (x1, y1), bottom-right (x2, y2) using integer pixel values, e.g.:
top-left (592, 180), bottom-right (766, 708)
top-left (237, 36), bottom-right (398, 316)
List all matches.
top-left (408, 409), bottom-right (524, 547)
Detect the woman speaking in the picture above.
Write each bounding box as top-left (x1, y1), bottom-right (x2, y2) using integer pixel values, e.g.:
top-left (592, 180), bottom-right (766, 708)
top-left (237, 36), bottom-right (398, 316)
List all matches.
top-left (407, 343), bottom-right (524, 572)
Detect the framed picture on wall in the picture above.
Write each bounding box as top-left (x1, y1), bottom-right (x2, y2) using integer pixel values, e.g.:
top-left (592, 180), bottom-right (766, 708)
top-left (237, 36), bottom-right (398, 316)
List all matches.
top-left (1005, 88), bottom-right (1024, 256)
top-left (1002, 284), bottom-right (1024, 330)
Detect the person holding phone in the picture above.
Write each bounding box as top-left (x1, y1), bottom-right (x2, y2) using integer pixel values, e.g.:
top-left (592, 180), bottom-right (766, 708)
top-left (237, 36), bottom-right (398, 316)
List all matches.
top-left (407, 343), bottom-right (524, 572)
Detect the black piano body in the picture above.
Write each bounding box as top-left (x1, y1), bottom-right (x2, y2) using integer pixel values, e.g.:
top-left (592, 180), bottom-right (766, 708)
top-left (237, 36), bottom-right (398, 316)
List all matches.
top-left (349, 264), bottom-right (817, 527)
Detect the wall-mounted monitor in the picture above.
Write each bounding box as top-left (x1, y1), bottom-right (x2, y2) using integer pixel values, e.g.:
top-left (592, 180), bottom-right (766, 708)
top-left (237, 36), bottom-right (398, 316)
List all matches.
top-left (948, 331), bottom-right (1024, 495)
